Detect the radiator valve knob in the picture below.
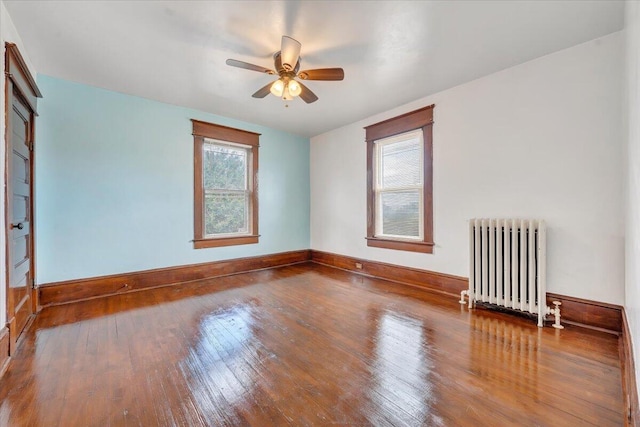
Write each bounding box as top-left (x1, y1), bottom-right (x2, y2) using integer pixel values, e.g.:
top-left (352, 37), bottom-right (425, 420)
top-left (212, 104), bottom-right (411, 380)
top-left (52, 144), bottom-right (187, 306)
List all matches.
top-left (552, 301), bottom-right (564, 329)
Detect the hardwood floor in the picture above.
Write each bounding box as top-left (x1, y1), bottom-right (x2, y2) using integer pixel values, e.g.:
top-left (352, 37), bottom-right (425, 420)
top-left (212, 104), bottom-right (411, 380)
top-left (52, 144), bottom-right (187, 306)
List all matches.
top-left (0, 262), bottom-right (624, 426)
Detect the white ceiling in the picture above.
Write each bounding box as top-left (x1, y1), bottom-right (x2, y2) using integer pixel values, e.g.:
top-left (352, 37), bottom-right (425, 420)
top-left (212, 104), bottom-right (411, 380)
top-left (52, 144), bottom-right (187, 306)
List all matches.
top-left (4, 1), bottom-right (624, 138)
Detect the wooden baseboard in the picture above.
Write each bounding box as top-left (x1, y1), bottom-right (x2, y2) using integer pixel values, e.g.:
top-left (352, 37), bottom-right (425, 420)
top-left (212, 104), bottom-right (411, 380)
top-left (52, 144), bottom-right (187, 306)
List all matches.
top-left (6, 317), bottom-right (17, 354)
top-left (31, 287), bottom-right (40, 314)
top-left (621, 309), bottom-right (639, 426)
top-left (310, 249), bottom-right (623, 333)
top-left (546, 292), bottom-right (623, 334)
top-left (0, 327), bottom-right (10, 379)
top-left (38, 247), bottom-right (625, 334)
top-left (310, 250), bottom-right (467, 295)
top-left (39, 250), bottom-right (311, 307)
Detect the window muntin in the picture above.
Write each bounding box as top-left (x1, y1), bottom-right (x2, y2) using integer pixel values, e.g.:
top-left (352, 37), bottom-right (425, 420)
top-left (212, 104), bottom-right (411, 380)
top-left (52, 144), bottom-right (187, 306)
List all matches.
top-left (203, 139), bottom-right (252, 237)
top-left (374, 130), bottom-right (424, 240)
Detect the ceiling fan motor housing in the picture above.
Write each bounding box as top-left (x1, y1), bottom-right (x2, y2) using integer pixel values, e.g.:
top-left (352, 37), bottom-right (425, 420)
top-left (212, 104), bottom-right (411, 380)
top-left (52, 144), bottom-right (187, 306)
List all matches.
top-left (274, 51), bottom-right (300, 75)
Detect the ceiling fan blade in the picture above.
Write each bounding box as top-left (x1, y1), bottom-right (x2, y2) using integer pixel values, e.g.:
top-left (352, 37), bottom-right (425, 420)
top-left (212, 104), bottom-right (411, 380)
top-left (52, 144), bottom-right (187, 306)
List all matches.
top-left (226, 59), bottom-right (275, 74)
top-left (297, 81), bottom-right (318, 104)
top-left (298, 68), bottom-right (344, 81)
top-left (252, 82), bottom-right (274, 98)
top-left (280, 36), bottom-right (301, 71)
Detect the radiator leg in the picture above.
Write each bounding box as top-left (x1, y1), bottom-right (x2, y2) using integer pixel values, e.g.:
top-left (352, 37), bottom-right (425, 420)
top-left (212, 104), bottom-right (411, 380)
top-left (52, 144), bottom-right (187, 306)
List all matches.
top-left (459, 290), bottom-right (469, 305)
top-left (537, 312), bottom-right (544, 328)
top-left (551, 301), bottom-right (564, 329)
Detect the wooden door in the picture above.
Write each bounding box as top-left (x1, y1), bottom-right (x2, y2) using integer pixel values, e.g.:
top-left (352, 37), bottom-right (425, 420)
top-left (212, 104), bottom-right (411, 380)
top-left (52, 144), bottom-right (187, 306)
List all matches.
top-left (4, 43), bottom-right (41, 351)
top-left (6, 89), bottom-right (34, 346)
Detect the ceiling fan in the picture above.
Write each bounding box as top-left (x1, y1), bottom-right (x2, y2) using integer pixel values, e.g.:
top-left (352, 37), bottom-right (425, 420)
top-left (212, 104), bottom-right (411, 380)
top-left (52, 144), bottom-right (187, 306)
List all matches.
top-left (226, 36), bottom-right (344, 104)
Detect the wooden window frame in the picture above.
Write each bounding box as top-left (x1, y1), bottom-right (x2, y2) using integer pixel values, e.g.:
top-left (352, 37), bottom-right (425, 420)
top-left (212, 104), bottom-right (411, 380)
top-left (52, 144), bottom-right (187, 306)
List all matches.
top-left (364, 105), bottom-right (434, 254)
top-left (191, 119), bottom-right (260, 249)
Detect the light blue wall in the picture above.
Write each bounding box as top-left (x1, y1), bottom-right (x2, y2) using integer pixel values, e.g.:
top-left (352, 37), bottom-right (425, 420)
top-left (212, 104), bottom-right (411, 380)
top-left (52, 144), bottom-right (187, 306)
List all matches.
top-left (35, 75), bottom-right (310, 283)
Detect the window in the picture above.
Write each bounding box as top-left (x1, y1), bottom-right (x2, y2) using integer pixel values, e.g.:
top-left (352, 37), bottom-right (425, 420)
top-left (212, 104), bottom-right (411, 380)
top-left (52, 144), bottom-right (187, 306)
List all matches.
top-left (191, 119), bottom-right (259, 249)
top-left (365, 105), bottom-right (434, 253)
top-left (374, 130), bottom-right (424, 239)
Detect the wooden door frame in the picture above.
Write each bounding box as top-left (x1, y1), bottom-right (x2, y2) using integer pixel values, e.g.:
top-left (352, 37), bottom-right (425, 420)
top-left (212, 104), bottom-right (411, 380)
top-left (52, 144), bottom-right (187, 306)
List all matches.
top-left (4, 43), bottom-right (41, 350)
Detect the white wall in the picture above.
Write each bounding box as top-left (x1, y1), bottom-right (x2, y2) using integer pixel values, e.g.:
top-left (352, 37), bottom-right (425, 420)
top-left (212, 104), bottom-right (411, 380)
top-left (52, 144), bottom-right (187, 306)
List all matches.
top-left (625, 0), bottom-right (640, 401)
top-left (311, 32), bottom-right (625, 305)
top-left (0, 1), bottom-right (37, 327)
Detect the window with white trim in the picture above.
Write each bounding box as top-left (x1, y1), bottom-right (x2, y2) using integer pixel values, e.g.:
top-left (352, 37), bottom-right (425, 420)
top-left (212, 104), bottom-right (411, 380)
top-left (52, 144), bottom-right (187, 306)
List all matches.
top-left (203, 139), bottom-right (252, 237)
top-left (374, 130), bottom-right (424, 240)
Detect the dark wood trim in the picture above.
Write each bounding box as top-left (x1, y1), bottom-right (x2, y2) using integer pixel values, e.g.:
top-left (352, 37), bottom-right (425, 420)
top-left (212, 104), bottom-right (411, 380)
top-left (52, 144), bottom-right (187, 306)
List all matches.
top-left (192, 120), bottom-right (259, 249)
top-left (365, 106), bottom-right (434, 253)
top-left (191, 119), bottom-right (260, 146)
top-left (193, 235), bottom-right (260, 249)
top-left (4, 43), bottom-right (38, 353)
top-left (193, 135), bottom-right (204, 245)
top-left (310, 249), bottom-right (466, 295)
top-left (251, 138), bottom-right (259, 240)
top-left (3, 45), bottom-right (10, 352)
top-left (6, 318), bottom-right (16, 353)
top-left (423, 123), bottom-right (434, 244)
top-left (39, 250), bottom-right (311, 307)
top-left (621, 309), bottom-right (639, 426)
top-left (365, 237), bottom-right (434, 253)
top-left (27, 95), bottom-right (37, 316)
top-left (30, 114), bottom-right (39, 315)
top-left (0, 327), bottom-right (9, 379)
top-left (364, 104), bottom-right (434, 142)
top-left (4, 43), bottom-right (41, 114)
top-left (366, 138), bottom-right (374, 237)
top-left (312, 250), bottom-right (624, 333)
top-left (30, 287), bottom-right (40, 314)
top-left (546, 292), bottom-right (623, 334)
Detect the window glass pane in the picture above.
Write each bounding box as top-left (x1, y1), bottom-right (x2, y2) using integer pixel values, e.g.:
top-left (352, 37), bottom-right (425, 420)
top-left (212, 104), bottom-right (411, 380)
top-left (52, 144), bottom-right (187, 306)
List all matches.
top-left (204, 193), bottom-right (248, 235)
top-left (380, 191), bottom-right (420, 237)
top-left (203, 143), bottom-right (247, 191)
top-left (380, 135), bottom-right (422, 189)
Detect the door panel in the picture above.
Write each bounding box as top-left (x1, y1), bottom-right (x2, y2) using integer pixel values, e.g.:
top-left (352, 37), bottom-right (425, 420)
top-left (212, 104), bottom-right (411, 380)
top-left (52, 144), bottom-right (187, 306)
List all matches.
top-left (12, 152), bottom-right (29, 185)
top-left (7, 89), bottom-right (33, 345)
top-left (12, 195), bottom-right (28, 224)
top-left (13, 235), bottom-right (29, 266)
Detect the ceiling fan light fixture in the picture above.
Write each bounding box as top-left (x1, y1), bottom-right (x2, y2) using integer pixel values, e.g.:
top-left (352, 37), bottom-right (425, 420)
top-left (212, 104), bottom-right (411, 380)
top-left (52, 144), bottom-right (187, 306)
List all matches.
top-left (270, 79), bottom-right (284, 97)
top-left (282, 84), bottom-right (294, 101)
top-left (288, 79), bottom-right (302, 97)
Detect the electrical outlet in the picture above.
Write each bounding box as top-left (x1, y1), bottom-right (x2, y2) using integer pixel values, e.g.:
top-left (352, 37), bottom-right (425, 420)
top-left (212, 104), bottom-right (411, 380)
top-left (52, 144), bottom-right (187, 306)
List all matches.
top-left (355, 263), bottom-right (363, 269)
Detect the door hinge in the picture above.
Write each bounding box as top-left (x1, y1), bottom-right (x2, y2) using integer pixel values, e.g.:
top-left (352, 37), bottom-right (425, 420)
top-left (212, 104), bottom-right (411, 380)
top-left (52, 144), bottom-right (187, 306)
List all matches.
top-left (28, 141), bottom-right (34, 151)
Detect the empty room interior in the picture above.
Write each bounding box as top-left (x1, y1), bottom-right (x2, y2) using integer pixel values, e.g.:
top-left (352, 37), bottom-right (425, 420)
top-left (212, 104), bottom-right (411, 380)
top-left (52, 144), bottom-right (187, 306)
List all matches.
top-left (0, 0), bottom-right (639, 425)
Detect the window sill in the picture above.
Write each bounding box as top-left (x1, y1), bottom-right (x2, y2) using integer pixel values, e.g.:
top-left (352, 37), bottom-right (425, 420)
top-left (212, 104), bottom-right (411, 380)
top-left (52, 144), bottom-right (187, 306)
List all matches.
top-left (194, 235), bottom-right (259, 249)
top-left (365, 237), bottom-right (434, 254)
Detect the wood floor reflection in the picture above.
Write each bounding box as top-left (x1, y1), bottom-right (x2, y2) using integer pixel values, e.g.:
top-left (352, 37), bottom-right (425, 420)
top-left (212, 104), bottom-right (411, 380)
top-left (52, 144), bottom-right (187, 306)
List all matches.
top-left (0, 263), bottom-right (623, 426)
